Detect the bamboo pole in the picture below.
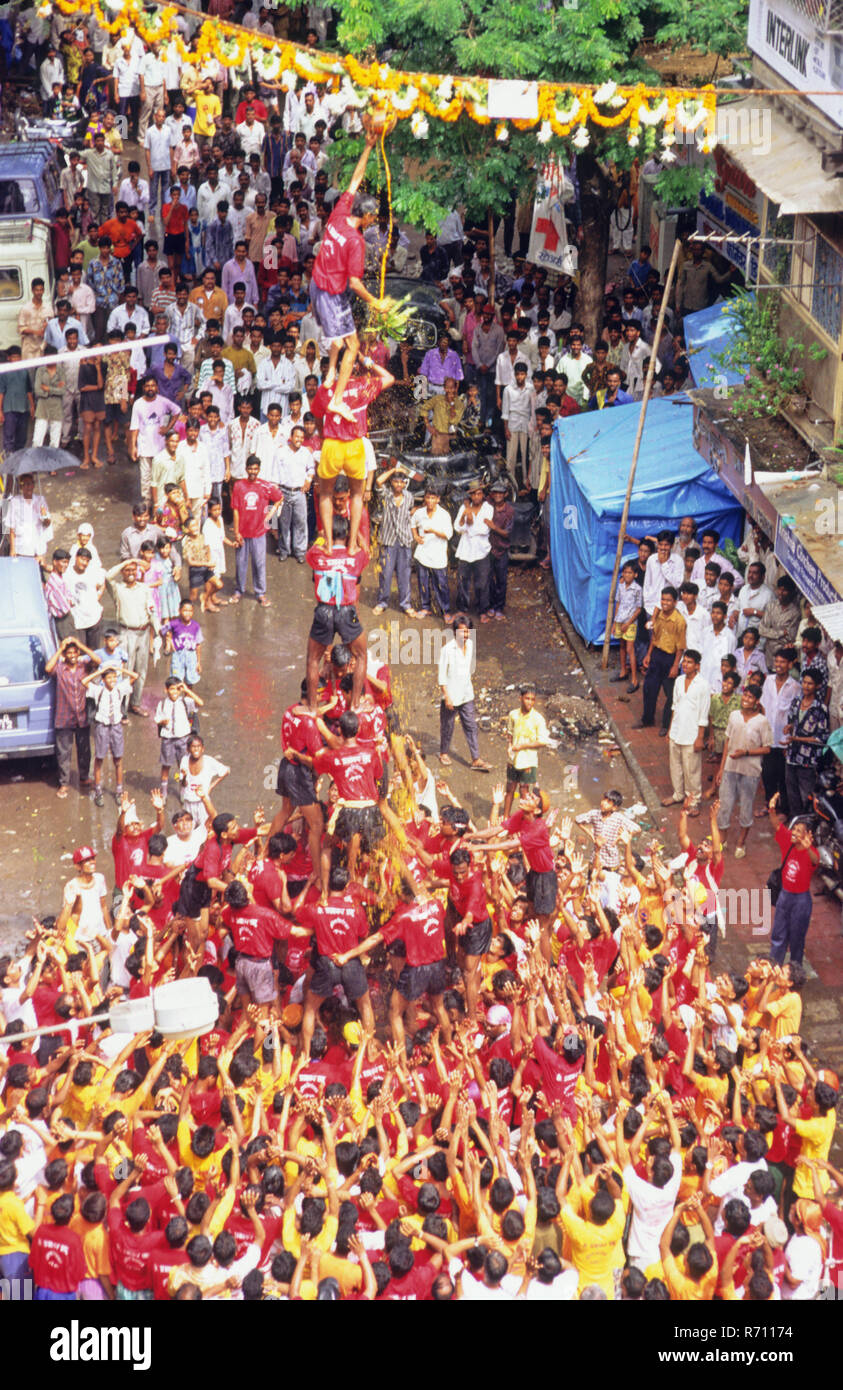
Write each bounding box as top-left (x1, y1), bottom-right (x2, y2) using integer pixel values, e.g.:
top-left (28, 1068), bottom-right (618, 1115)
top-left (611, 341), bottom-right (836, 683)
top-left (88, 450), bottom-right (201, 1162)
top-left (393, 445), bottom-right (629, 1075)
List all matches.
top-left (600, 236), bottom-right (683, 669)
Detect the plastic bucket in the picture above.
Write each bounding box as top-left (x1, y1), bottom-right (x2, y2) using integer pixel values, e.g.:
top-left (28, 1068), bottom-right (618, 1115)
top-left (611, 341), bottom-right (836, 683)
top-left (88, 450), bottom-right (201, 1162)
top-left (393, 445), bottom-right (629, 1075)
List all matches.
top-left (152, 977), bottom-right (219, 1040)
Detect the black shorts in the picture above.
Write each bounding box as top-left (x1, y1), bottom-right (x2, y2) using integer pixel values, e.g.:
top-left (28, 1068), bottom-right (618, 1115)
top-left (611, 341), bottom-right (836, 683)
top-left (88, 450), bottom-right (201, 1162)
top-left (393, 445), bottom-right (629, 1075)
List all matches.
top-left (276, 757), bottom-right (318, 806)
top-left (506, 764), bottom-right (537, 784)
top-left (310, 952), bottom-right (368, 1001)
top-left (397, 958), bottom-right (448, 1001)
top-left (461, 916), bottom-right (492, 958)
top-left (309, 602), bottom-right (363, 647)
top-left (189, 565), bottom-right (213, 589)
top-left (164, 231), bottom-right (186, 256)
top-left (175, 867), bottom-right (211, 918)
top-left (527, 868), bottom-right (559, 915)
top-left (105, 401), bottom-right (126, 423)
top-left (334, 804), bottom-right (385, 849)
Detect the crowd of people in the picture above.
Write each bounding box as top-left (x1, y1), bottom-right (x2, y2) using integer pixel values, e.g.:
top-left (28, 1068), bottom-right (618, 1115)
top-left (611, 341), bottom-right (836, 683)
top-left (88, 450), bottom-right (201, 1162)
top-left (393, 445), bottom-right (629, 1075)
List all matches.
top-left (0, 2), bottom-right (840, 1308)
top-left (609, 515), bottom-right (842, 968)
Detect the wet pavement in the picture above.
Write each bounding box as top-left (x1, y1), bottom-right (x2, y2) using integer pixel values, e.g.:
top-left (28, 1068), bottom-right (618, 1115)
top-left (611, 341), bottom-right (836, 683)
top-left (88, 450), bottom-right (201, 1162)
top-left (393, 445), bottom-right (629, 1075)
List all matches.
top-left (0, 459), bottom-right (635, 952)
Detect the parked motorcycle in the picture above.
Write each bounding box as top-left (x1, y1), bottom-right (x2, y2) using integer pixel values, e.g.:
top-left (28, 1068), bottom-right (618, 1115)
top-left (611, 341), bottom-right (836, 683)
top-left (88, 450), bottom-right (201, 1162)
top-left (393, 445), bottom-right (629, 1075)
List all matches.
top-left (805, 765), bottom-right (843, 924)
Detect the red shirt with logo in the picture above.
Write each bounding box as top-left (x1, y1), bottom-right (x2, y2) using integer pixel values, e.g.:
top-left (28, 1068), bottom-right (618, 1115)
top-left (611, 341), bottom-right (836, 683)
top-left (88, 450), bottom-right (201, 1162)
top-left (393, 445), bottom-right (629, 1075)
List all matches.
top-left (312, 191), bottom-right (365, 295)
top-left (297, 891), bottom-right (369, 957)
top-left (381, 898), bottom-right (446, 968)
top-left (231, 478), bottom-right (283, 538)
top-left (30, 1223), bottom-right (86, 1292)
top-left (312, 743), bottom-right (382, 803)
top-left (311, 376), bottom-right (382, 442)
top-left (221, 903), bottom-right (291, 958)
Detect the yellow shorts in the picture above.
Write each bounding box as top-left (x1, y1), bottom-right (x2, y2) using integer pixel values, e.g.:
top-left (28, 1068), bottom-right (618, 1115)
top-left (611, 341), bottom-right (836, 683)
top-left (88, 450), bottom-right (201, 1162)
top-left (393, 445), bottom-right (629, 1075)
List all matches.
top-left (612, 620), bottom-right (637, 643)
top-left (318, 437), bottom-right (367, 482)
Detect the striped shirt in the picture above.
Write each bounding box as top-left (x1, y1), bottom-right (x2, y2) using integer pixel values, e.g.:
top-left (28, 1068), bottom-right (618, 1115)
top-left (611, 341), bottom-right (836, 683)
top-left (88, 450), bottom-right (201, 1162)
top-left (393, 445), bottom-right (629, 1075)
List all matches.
top-left (44, 571), bottom-right (73, 619)
top-left (54, 658), bottom-right (90, 729)
top-left (377, 489), bottom-right (414, 548)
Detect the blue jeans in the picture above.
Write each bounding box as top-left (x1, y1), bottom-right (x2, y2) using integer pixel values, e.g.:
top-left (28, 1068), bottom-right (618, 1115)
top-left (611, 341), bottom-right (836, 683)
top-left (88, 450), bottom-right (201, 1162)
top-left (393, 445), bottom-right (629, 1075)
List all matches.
top-left (235, 535), bottom-right (267, 598)
top-left (149, 167), bottom-right (169, 214)
top-left (770, 889), bottom-right (812, 966)
top-left (170, 649), bottom-right (199, 685)
top-left (0, 1251), bottom-right (32, 1299)
top-left (489, 550), bottom-right (509, 613)
top-left (35, 1288), bottom-right (77, 1300)
top-left (277, 488), bottom-right (308, 559)
top-left (416, 563), bottom-right (450, 614)
top-left (456, 555), bottom-right (490, 615)
top-left (440, 699), bottom-right (480, 762)
top-left (377, 543), bottom-right (412, 610)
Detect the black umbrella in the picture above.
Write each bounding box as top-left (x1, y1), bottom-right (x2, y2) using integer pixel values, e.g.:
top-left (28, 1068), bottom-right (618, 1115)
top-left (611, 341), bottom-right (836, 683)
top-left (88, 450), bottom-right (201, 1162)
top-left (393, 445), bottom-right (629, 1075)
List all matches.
top-left (3, 447), bottom-right (83, 477)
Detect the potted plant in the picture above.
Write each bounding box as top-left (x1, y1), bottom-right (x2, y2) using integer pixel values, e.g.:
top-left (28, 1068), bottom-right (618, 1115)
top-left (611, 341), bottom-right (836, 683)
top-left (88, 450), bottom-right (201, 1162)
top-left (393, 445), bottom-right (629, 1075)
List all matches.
top-left (714, 289), bottom-right (826, 420)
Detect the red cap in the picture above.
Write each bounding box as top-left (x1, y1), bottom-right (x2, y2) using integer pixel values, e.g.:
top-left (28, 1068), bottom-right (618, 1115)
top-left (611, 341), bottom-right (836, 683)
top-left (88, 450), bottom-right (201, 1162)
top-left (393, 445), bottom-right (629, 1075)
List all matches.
top-left (72, 845), bottom-right (96, 865)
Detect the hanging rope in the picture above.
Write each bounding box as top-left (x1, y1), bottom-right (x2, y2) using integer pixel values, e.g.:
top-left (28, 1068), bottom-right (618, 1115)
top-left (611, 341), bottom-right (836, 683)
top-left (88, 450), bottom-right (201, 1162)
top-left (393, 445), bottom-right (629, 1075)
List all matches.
top-left (379, 127), bottom-right (393, 302)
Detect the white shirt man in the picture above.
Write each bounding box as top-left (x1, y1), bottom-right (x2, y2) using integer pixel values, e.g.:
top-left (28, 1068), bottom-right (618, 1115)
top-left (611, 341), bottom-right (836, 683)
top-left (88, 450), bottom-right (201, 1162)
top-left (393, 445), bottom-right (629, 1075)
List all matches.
top-left (144, 119), bottom-right (173, 174)
top-left (177, 436), bottom-right (211, 509)
top-left (623, 1151), bottom-right (682, 1269)
top-left (642, 549), bottom-right (684, 618)
top-left (117, 175), bottom-right (151, 220)
top-left (667, 658), bottom-right (710, 809)
top-left (621, 335), bottom-right (660, 399)
top-left (437, 631), bottom-right (476, 708)
top-left (677, 595), bottom-right (712, 653)
top-left (114, 50), bottom-right (141, 99)
top-left (107, 301), bottom-right (151, 336)
top-left (760, 669), bottom-right (801, 749)
top-left (501, 379), bottom-right (536, 436)
top-left (276, 439), bottom-right (314, 491)
top-left (254, 418), bottom-right (286, 484)
top-left (235, 117), bottom-right (265, 159)
top-left (256, 353), bottom-right (297, 419)
top-left (735, 574), bottom-right (773, 639)
top-left (39, 51), bottom-right (64, 99)
top-left (555, 349), bottom-right (592, 406)
top-left (701, 621), bottom-right (737, 692)
top-left (494, 348), bottom-right (532, 397)
top-left (454, 499), bottom-right (493, 563)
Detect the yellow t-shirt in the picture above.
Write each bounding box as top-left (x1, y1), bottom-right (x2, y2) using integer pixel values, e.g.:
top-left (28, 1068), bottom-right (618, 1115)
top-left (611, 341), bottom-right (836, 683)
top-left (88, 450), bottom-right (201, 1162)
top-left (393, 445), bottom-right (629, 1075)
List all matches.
top-left (194, 92), bottom-right (221, 138)
top-left (0, 1190), bottom-right (34, 1256)
top-left (559, 1201), bottom-right (626, 1298)
top-left (506, 708), bottom-right (549, 771)
top-left (792, 1111), bottom-right (836, 1198)
top-left (177, 1119), bottom-right (225, 1191)
top-left (81, 1222), bottom-right (112, 1281)
top-left (663, 1250), bottom-right (718, 1301)
top-left (765, 991), bottom-right (802, 1040)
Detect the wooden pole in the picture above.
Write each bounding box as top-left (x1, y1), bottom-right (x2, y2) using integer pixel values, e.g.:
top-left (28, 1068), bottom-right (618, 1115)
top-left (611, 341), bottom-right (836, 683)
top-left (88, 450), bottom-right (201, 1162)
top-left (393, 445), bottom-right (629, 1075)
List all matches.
top-left (600, 236), bottom-right (683, 669)
top-left (488, 207), bottom-right (496, 307)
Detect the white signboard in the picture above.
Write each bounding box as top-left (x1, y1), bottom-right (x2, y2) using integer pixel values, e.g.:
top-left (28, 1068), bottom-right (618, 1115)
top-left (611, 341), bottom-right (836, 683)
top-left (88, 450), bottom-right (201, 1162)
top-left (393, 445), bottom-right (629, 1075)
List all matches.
top-left (748, 0), bottom-right (843, 128)
top-left (487, 80), bottom-right (539, 121)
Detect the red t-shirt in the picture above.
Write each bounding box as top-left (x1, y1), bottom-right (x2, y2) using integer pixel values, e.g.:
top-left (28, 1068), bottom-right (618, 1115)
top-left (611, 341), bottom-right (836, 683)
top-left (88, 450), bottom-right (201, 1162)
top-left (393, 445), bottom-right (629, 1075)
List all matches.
top-left (221, 903), bottom-right (290, 959)
top-left (294, 1057), bottom-right (346, 1098)
top-left (31, 983), bottom-right (63, 1028)
top-left (444, 866), bottom-right (488, 924)
top-left (30, 1223), bottom-right (86, 1293)
top-left (306, 541), bottom-right (368, 607)
top-left (112, 827), bottom-right (156, 884)
top-left (150, 1245), bottom-right (190, 1300)
top-left (312, 743), bottom-right (382, 803)
top-left (775, 823), bottom-right (817, 894)
top-left (248, 860), bottom-right (287, 912)
top-left (231, 478), bottom-right (283, 539)
top-left (355, 703), bottom-right (389, 759)
top-left (382, 1261), bottom-right (437, 1300)
top-left (312, 191), bottom-right (365, 295)
top-left (311, 376), bottom-right (382, 442)
top-left (281, 704), bottom-right (323, 756)
top-left (504, 813), bottom-right (555, 873)
top-left (532, 1034), bottom-right (583, 1121)
top-left (297, 892), bottom-right (368, 957)
top-left (195, 826), bottom-right (255, 885)
top-left (99, 215), bottom-right (141, 260)
top-left (108, 1208), bottom-right (163, 1291)
top-left (381, 898), bottom-right (446, 968)
top-left (163, 201), bottom-right (189, 236)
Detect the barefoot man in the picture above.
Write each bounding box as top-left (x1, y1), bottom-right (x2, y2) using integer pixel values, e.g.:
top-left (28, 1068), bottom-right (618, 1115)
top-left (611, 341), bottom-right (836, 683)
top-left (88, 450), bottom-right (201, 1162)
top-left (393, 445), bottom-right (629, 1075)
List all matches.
top-left (311, 356), bottom-right (393, 555)
top-left (309, 120), bottom-right (387, 427)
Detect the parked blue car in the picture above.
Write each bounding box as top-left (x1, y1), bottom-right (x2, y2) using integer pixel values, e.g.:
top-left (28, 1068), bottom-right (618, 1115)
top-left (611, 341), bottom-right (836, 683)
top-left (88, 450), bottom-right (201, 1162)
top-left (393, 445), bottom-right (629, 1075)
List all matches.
top-left (0, 556), bottom-right (57, 759)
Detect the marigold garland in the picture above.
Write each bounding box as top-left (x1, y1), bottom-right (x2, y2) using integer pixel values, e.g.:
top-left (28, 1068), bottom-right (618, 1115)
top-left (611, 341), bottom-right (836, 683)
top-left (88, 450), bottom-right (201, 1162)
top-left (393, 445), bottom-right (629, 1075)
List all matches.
top-left (53, 0), bottom-right (718, 146)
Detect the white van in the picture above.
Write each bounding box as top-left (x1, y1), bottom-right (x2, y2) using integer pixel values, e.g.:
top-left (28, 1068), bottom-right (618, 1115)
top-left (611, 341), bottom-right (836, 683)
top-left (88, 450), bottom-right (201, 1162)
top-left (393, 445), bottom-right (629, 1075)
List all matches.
top-left (0, 219), bottom-right (54, 352)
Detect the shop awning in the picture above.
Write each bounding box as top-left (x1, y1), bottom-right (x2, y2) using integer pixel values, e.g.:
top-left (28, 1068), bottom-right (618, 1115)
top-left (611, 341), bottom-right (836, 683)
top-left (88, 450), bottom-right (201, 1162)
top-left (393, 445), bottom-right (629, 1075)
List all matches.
top-left (719, 99), bottom-right (843, 215)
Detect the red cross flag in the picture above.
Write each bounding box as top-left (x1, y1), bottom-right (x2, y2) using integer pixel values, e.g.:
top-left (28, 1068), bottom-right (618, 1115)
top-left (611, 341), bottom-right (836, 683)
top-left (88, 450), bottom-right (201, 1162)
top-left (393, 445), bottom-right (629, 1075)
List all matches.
top-left (527, 160), bottom-right (578, 275)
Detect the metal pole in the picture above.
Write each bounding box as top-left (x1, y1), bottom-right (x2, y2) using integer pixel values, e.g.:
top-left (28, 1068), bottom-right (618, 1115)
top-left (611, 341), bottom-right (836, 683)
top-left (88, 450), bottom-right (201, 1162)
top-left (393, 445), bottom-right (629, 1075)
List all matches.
top-left (1, 1009), bottom-right (111, 1045)
top-left (600, 236), bottom-right (683, 669)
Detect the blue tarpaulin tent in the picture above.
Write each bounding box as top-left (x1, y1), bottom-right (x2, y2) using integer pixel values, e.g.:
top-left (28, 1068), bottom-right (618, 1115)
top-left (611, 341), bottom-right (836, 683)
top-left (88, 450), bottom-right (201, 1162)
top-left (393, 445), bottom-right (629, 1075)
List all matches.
top-left (684, 297), bottom-right (750, 390)
top-left (549, 397), bottom-right (744, 644)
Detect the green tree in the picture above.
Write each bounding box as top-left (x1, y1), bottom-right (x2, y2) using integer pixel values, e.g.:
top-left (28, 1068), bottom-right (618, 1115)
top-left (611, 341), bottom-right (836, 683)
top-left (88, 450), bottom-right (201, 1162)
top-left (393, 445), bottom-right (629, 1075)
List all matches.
top-left (327, 0), bottom-right (730, 339)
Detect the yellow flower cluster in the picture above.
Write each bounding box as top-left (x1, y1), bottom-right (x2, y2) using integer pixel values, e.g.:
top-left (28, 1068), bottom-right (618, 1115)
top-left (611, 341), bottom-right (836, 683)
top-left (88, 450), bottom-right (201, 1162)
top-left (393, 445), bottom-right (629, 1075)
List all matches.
top-left (51, 0), bottom-right (718, 144)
